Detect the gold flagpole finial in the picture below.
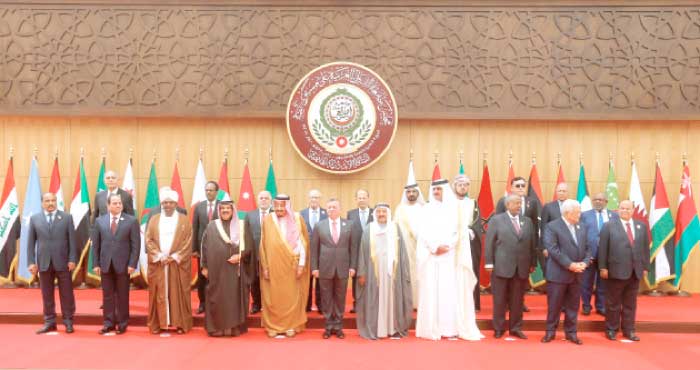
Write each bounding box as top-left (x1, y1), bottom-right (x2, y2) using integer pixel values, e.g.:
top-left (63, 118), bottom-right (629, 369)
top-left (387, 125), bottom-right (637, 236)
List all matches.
top-left (175, 147), bottom-right (180, 162)
top-left (54, 146), bottom-right (59, 159)
top-left (409, 148), bottom-right (414, 161)
top-left (199, 147), bottom-right (204, 160)
top-left (224, 148), bottom-right (229, 162)
top-left (269, 147), bottom-right (273, 163)
top-left (128, 147), bottom-right (133, 160)
top-left (630, 152), bottom-right (635, 164)
top-left (152, 148), bottom-right (157, 163)
top-left (531, 152), bottom-right (536, 165)
top-left (33, 146), bottom-right (38, 159)
top-left (508, 149), bottom-right (513, 166)
top-left (682, 152), bottom-right (688, 166)
top-left (101, 147), bottom-right (106, 160)
top-left (655, 152), bottom-right (660, 164)
top-left (9, 146), bottom-right (13, 159)
top-left (244, 148), bottom-right (249, 163)
top-left (433, 150), bottom-right (439, 163)
top-left (579, 152), bottom-right (584, 165)
top-left (483, 150), bottom-right (488, 166)
top-left (556, 152), bottom-right (561, 167)
top-left (80, 147), bottom-right (85, 158)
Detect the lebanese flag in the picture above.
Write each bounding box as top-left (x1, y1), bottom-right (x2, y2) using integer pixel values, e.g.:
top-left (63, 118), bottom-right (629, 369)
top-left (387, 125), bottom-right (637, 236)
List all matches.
top-left (171, 162), bottom-right (186, 209)
top-left (49, 158), bottom-right (65, 211)
top-left (237, 161), bottom-right (256, 219)
top-left (552, 165), bottom-right (565, 201)
top-left (477, 162), bottom-right (494, 288)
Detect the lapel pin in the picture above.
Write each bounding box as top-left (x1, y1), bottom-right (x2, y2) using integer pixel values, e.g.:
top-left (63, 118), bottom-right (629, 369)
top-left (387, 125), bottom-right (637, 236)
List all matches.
top-left (636, 224), bottom-right (640, 229)
top-left (576, 225), bottom-right (580, 230)
top-left (120, 217), bottom-right (125, 221)
top-left (342, 222), bottom-right (346, 227)
top-left (57, 215), bottom-right (62, 220)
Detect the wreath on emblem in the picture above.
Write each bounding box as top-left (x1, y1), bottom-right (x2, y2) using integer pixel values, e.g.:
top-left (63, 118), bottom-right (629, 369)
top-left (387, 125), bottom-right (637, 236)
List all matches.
top-left (311, 88), bottom-right (372, 148)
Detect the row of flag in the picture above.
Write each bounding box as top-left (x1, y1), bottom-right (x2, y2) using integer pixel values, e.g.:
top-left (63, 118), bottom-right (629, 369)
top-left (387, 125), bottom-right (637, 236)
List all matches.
top-left (0, 153), bottom-right (280, 286)
top-left (409, 156), bottom-right (700, 292)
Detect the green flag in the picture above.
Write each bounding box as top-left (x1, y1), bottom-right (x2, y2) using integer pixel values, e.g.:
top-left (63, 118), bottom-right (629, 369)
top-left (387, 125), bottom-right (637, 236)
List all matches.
top-left (137, 162), bottom-right (159, 283)
top-left (459, 161), bottom-right (464, 175)
top-left (606, 163), bottom-right (620, 210)
top-left (577, 164), bottom-right (592, 211)
top-left (265, 160), bottom-right (278, 199)
top-left (96, 158), bottom-right (106, 193)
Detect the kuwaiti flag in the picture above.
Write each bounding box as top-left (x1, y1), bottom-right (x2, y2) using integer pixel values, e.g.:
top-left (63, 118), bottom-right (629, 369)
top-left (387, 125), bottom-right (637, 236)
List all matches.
top-left (648, 162), bottom-right (675, 287)
top-left (16, 158), bottom-right (42, 285)
top-left (49, 157), bottom-right (65, 211)
top-left (577, 163), bottom-right (592, 212)
top-left (217, 158), bottom-right (231, 201)
top-left (477, 160), bottom-right (494, 288)
top-left (138, 161), bottom-right (160, 284)
top-left (237, 160), bottom-right (256, 219)
top-left (0, 157), bottom-right (20, 283)
top-left (191, 159), bottom-right (207, 217)
top-left (673, 164), bottom-right (700, 289)
top-left (70, 157), bottom-right (92, 282)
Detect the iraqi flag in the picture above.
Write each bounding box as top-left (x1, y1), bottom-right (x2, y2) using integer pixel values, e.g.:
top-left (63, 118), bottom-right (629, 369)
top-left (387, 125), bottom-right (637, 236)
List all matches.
top-left (0, 157), bottom-right (20, 283)
top-left (49, 157), bottom-right (65, 211)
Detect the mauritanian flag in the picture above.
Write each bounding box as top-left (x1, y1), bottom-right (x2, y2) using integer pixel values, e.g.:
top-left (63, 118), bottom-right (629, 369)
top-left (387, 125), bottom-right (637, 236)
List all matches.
top-left (86, 156), bottom-right (107, 284)
top-left (16, 158), bottom-right (42, 285)
top-left (138, 161), bottom-right (160, 284)
top-left (552, 164), bottom-right (565, 201)
top-left (237, 160), bottom-right (256, 219)
top-left (70, 157), bottom-right (92, 283)
top-left (49, 157), bottom-right (65, 211)
top-left (477, 161), bottom-right (494, 288)
top-left (0, 157), bottom-right (20, 283)
top-left (606, 162), bottom-right (620, 210)
top-left (170, 161), bottom-right (186, 209)
top-left (648, 163), bottom-right (675, 287)
top-left (527, 161), bottom-right (545, 288)
top-left (265, 159), bottom-right (278, 199)
top-left (217, 158), bottom-right (231, 201)
top-left (673, 164), bottom-right (700, 289)
top-left (577, 163), bottom-right (592, 212)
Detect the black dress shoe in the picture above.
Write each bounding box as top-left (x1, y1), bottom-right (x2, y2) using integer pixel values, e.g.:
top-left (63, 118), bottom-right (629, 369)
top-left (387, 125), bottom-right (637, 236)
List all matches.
top-left (322, 330), bottom-right (332, 339)
top-left (566, 335), bottom-right (583, 345)
top-left (336, 330), bottom-right (345, 339)
top-left (523, 305), bottom-right (530, 313)
top-left (605, 330), bottom-right (616, 340)
top-left (541, 332), bottom-right (555, 343)
top-left (509, 330), bottom-right (528, 339)
top-left (581, 307), bottom-right (591, 315)
top-left (197, 305), bottom-right (205, 314)
top-left (36, 324), bottom-right (57, 334)
top-left (116, 326), bottom-right (127, 335)
top-left (350, 308), bottom-right (356, 314)
top-left (65, 324), bottom-right (74, 334)
top-left (98, 326), bottom-right (114, 335)
top-left (623, 332), bottom-right (640, 341)
top-left (494, 330), bottom-right (505, 338)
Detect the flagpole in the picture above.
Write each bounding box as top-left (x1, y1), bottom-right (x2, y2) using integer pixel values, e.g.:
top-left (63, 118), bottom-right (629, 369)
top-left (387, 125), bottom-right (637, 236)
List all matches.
top-left (671, 154), bottom-right (692, 297)
top-left (525, 151), bottom-right (542, 296)
top-left (640, 152), bottom-right (662, 296)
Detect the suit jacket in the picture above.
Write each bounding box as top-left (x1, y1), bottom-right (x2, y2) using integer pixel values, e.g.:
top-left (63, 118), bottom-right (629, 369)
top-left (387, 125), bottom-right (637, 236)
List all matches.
top-left (192, 200), bottom-right (219, 253)
top-left (244, 207), bottom-right (271, 278)
top-left (300, 207), bottom-right (327, 235)
top-left (91, 213), bottom-right (140, 274)
top-left (495, 195), bottom-right (540, 238)
top-left (92, 188), bottom-right (135, 224)
top-left (485, 212), bottom-right (537, 279)
top-left (580, 209), bottom-right (619, 259)
top-left (598, 219), bottom-right (650, 280)
top-left (347, 207), bottom-right (373, 256)
top-left (543, 218), bottom-right (591, 284)
top-left (539, 200), bottom-right (562, 249)
top-left (310, 217), bottom-right (356, 279)
top-left (27, 210), bottom-right (77, 272)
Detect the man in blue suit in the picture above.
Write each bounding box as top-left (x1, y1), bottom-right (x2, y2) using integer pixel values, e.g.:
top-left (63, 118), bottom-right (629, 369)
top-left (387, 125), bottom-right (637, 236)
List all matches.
top-left (300, 189), bottom-right (327, 313)
top-left (579, 193), bottom-right (618, 316)
top-left (541, 199), bottom-right (591, 345)
top-left (91, 193), bottom-right (140, 335)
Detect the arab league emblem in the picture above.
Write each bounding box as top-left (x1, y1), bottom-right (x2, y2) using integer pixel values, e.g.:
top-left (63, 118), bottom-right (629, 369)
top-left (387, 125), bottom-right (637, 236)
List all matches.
top-left (287, 62), bottom-right (398, 174)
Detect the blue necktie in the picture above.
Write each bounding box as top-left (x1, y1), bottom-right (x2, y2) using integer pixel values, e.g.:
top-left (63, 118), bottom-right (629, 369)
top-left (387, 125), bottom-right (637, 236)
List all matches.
top-left (597, 211), bottom-right (604, 231)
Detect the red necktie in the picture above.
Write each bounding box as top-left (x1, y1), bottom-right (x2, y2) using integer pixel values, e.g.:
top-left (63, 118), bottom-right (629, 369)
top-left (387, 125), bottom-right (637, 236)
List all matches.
top-left (332, 220), bottom-right (339, 243)
top-left (625, 222), bottom-right (634, 247)
top-left (111, 216), bottom-right (118, 235)
top-left (207, 203), bottom-right (213, 221)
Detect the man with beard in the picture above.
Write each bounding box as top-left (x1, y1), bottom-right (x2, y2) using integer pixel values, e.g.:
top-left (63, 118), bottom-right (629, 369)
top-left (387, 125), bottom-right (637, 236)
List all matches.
top-left (453, 174), bottom-right (484, 312)
top-left (393, 183), bottom-right (424, 309)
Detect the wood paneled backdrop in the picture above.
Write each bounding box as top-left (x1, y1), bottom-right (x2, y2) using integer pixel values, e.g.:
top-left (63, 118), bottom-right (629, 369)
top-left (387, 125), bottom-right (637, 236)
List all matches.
top-left (1, 118), bottom-right (699, 291)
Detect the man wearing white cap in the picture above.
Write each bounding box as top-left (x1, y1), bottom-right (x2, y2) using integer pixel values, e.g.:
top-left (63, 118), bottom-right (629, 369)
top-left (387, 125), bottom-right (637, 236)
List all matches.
top-left (393, 183), bottom-right (424, 309)
top-left (145, 187), bottom-right (193, 334)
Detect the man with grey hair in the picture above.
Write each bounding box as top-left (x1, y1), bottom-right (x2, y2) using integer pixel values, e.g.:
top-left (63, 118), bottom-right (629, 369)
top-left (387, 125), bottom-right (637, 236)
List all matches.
top-left (485, 194), bottom-right (537, 339)
top-left (92, 170), bottom-right (135, 224)
top-left (300, 189), bottom-right (327, 313)
top-left (453, 174), bottom-right (484, 311)
top-left (542, 199), bottom-right (591, 345)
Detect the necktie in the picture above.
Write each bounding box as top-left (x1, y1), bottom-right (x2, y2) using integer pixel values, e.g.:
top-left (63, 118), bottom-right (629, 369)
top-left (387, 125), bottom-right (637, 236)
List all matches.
top-left (48, 213), bottom-right (53, 229)
top-left (311, 210), bottom-right (318, 230)
top-left (511, 217), bottom-right (521, 235)
top-left (332, 220), bottom-right (339, 244)
top-left (207, 202), bottom-right (213, 221)
top-left (569, 224), bottom-right (578, 244)
top-left (625, 222), bottom-right (634, 247)
top-left (360, 210), bottom-right (367, 225)
top-left (111, 216), bottom-right (118, 235)
top-left (597, 211), bottom-right (604, 231)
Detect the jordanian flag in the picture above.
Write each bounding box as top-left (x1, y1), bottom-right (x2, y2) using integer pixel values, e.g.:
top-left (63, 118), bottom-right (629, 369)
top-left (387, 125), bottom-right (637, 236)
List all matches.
top-left (237, 161), bottom-right (256, 219)
top-left (527, 162), bottom-right (545, 288)
top-left (606, 162), bottom-right (620, 211)
top-left (265, 159), bottom-right (278, 199)
top-left (648, 163), bottom-right (675, 287)
top-left (139, 161), bottom-right (160, 284)
top-left (673, 164), bottom-right (700, 289)
top-left (86, 156), bottom-right (106, 284)
top-left (70, 157), bottom-right (92, 283)
top-left (577, 164), bottom-right (592, 212)
top-left (0, 157), bottom-right (20, 284)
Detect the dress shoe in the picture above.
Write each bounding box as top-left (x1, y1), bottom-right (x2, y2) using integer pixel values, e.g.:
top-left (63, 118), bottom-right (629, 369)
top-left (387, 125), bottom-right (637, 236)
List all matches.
top-left (350, 308), bottom-right (356, 314)
top-left (36, 324), bottom-right (57, 334)
top-left (623, 332), bottom-right (640, 341)
top-left (98, 326), bottom-right (114, 335)
top-left (336, 330), bottom-right (345, 339)
top-left (250, 306), bottom-right (261, 315)
top-left (322, 330), bottom-right (332, 339)
top-left (116, 326), bottom-right (127, 335)
top-left (541, 332), bottom-right (555, 343)
top-left (494, 330), bottom-right (505, 338)
top-left (523, 304), bottom-right (530, 312)
top-left (605, 330), bottom-right (616, 341)
top-left (509, 330), bottom-right (528, 339)
top-left (196, 305), bottom-right (205, 314)
top-left (595, 309), bottom-right (606, 316)
top-left (565, 335), bottom-right (583, 345)
top-left (581, 307), bottom-right (591, 315)
top-left (65, 324), bottom-right (74, 334)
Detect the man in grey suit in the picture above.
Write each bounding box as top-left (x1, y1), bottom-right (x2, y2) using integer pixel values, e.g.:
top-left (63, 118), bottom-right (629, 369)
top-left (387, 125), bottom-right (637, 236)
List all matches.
top-left (92, 170), bottom-right (135, 224)
top-left (300, 189), bottom-right (327, 313)
top-left (27, 192), bottom-right (77, 334)
top-left (192, 181), bottom-right (220, 314)
top-left (485, 194), bottom-right (537, 339)
top-left (599, 200), bottom-right (649, 342)
top-left (311, 198), bottom-right (356, 339)
top-left (244, 190), bottom-right (272, 314)
top-left (91, 194), bottom-right (140, 335)
top-left (542, 199), bottom-right (591, 345)
top-left (346, 189), bottom-right (372, 313)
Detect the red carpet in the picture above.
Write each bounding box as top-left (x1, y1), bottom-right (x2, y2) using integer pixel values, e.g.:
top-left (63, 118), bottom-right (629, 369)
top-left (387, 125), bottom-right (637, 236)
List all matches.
top-left (0, 325), bottom-right (698, 370)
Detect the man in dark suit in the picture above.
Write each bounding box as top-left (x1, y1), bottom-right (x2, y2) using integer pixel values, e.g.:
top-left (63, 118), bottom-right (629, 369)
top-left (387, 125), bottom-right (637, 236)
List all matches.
top-left (92, 170), bottom-right (135, 224)
top-left (191, 181), bottom-right (219, 314)
top-left (91, 193), bottom-right (140, 335)
top-left (27, 192), bottom-right (77, 334)
top-left (299, 189), bottom-right (327, 313)
top-left (244, 190), bottom-right (272, 314)
top-left (346, 189), bottom-right (372, 313)
top-left (539, 182), bottom-right (569, 274)
top-left (311, 198), bottom-right (356, 339)
top-left (598, 200), bottom-right (649, 342)
top-left (580, 192), bottom-right (619, 316)
top-left (542, 199), bottom-right (591, 345)
top-left (485, 194), bottom-right (537, 339)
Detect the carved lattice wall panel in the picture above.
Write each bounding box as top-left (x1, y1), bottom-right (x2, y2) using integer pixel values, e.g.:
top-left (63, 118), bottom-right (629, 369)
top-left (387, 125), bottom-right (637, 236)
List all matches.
top-left (2, 4), bottom-right (700, 118)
